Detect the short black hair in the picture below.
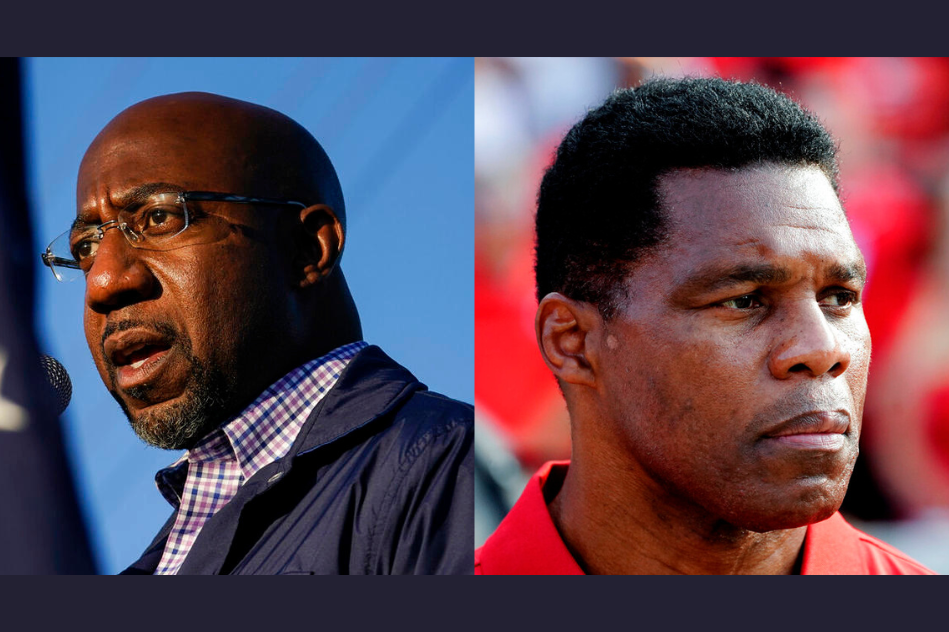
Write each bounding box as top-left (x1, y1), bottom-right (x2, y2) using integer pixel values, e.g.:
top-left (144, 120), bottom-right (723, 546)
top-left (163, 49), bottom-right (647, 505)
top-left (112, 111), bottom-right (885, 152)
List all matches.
top-left (534, 76), bottom-right (840, 318)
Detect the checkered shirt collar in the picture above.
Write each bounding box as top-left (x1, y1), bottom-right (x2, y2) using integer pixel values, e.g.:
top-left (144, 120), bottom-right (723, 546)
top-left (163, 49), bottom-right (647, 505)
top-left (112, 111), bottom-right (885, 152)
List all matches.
top-left (156, 340), bottom-right (368, 506)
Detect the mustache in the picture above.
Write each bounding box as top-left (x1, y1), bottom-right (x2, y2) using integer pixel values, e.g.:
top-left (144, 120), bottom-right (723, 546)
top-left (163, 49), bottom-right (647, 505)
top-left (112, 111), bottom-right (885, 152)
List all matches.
top-left (100, 318), bottom-right (191, 403)
top-left (101, 318), bottom-right (181, 352)
top-left (749, 387), bottom-right (856, 436)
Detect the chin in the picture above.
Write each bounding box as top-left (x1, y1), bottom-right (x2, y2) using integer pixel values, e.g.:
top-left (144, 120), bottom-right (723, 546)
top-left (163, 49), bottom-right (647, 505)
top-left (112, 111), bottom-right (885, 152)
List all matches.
top-left (727, 446), bottom-right (859, 532)
top-left (112, 356), bottom-right (235, 451)
top-left (728, 480), bottom-right (850, 533)
top-left (741, 502), bottom-right (841, 533)
top-left (119, 391), bottom-right (218, 451)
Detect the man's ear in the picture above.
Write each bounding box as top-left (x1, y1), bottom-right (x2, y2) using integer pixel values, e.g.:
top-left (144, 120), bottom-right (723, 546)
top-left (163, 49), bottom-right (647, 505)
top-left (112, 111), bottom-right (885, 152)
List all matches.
top-left (294, 204), bottom-right (344, 288)
top-left (535, 292), bottom-right (602, 388)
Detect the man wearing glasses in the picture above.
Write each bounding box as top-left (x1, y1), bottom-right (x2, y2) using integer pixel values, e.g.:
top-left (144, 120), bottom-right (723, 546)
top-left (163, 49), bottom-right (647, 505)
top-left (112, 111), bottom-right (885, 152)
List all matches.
top-left (42, 92), bottom-right (473, 574)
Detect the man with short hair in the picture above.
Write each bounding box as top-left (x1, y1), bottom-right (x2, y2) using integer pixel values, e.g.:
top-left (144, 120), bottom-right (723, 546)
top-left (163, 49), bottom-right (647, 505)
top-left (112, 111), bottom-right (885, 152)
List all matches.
top-left (475, 77), bottom-right (934, 574)
top-left (43, 92), bottom-right (473, 574)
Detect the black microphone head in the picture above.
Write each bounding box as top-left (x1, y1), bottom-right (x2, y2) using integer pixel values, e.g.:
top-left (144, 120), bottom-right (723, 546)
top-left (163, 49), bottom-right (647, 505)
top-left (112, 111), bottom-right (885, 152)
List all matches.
top-left (40, 354), bottom-right (72, 416)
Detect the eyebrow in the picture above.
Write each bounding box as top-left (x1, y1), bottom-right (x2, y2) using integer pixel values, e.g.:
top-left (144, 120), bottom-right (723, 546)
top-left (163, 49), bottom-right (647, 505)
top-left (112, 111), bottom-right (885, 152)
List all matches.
top-left (675, 259), bottom-right (868, 297)
top-left (72, 182), bottom-right (185, 232)
top-left (827, 260), bottom-right (868, 285)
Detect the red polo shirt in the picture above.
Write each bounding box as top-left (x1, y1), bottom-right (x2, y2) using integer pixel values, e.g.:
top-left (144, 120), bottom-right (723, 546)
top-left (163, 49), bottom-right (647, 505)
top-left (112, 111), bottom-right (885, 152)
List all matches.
top-left (475, 461), bottom-right (936, 575)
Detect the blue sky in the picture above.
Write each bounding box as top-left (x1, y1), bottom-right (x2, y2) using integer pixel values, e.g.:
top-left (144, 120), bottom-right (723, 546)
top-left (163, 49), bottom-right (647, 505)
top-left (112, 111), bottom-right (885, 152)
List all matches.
top-left (24, 57), bottom-right (473, 574)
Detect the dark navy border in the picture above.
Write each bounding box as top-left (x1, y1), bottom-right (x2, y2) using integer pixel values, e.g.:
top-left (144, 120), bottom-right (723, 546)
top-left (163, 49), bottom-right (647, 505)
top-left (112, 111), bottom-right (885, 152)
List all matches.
top-left (0, 2), bottom-right (943, 56)
top-left (1, 575), bottom-right (944, 628)
top-left (2, 3), bottom-right (943, 631)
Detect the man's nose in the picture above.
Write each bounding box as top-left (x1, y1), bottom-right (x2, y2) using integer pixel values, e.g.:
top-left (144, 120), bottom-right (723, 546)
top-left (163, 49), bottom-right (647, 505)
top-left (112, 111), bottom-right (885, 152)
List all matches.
top-left (84, 229), bottom-right (156, 313)
top-left (768, 300), bottom-right (851, 379)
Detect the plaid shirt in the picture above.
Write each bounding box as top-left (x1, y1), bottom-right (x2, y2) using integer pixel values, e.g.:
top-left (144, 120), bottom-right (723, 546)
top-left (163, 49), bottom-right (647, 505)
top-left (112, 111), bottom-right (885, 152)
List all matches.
top-left (153, 341), bottom-right (368, 575)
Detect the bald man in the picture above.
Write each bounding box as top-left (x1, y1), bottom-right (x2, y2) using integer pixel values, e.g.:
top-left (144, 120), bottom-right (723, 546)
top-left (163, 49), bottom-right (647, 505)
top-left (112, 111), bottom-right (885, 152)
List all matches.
top-left (41, 93), bottom-right (473, 575)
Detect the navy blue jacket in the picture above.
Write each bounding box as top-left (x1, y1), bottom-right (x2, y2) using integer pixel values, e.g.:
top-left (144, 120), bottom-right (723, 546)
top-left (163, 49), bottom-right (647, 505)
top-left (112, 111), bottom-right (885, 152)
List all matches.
top-left (121, 346), bottom-right (473, 575)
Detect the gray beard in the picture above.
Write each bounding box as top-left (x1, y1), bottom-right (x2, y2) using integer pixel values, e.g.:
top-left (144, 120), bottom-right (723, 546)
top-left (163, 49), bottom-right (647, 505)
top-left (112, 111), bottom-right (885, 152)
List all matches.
top-left (108, 328), bottom-right (237, 451)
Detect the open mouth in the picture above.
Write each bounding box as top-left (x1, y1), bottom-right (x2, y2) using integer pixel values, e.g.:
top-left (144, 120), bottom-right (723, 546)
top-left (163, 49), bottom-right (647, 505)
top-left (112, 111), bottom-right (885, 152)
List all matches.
top-left (103, 328), bottom-right (177, 391)
top-left (113, 341), bottom-right (172, 369)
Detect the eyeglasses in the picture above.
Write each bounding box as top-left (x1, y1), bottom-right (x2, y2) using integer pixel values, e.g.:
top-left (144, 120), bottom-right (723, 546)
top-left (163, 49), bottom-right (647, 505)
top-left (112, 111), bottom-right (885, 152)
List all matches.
top-left (41, 190), bottom-right (307, 282)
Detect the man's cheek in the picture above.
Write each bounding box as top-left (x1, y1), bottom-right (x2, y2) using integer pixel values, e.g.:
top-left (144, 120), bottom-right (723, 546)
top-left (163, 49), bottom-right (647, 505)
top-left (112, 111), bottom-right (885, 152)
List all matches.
top-left (84, 331), bottom-right (110, 383)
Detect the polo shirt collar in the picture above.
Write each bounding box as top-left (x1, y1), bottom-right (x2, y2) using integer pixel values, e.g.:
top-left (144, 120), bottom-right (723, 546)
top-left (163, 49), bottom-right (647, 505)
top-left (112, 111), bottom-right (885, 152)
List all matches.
top-left (799, 512), bottom-right (864, 575)
top-left (479, 461), bottom-right (583, 575)
top-left (480, 461), bottom-right (864, 575)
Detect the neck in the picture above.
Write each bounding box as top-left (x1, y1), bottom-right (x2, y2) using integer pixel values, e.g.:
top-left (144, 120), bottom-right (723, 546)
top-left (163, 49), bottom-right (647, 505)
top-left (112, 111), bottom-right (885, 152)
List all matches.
top-left (548, 454), bottom-right (807, 575)
top-left (297, 270), bottom-right (363, 359)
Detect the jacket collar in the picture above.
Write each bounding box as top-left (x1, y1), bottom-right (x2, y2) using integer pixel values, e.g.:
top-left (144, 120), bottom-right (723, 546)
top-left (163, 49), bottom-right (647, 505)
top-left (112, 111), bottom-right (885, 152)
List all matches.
top-left (290, 345), bottom-right (424, 458)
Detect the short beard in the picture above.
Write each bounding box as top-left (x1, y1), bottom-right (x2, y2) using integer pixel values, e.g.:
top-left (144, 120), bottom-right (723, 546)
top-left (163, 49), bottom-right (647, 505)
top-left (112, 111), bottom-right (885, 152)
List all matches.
top-left (107, 324), bottom-right (237, 451)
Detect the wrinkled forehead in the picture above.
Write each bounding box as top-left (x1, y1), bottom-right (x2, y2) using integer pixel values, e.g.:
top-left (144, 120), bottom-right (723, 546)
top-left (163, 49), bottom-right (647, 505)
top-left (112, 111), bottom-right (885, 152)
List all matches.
top-left (76, 94), bottom-right (344, 226)
top-left (77, 111), bottom-right (267, 211)
top-left (658, 164), bottom-right (847, 230)
top-left (647, 164), bottom-right (863, 278)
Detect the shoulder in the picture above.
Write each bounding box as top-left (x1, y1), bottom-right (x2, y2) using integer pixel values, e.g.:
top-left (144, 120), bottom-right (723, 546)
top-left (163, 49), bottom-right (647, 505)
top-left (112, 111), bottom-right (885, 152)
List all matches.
top-left (313, 344), bottom-right (472, 461)
top-left (399, 387), bottom-right (474, 421)
top-left (383, 389), bottom-right (473, 481)
top-left (852, 529), bottom-right (937, 575)
top-left (394, 390), bottom-right (473, 450)
top-left (476, 462), bottom-right (584, 575)
top-left (365, 389), bottom-right (473, 574)
top-left (803, 512), bottom-right (937, 575)
top-left (320, 344), bottom-right (473, 493)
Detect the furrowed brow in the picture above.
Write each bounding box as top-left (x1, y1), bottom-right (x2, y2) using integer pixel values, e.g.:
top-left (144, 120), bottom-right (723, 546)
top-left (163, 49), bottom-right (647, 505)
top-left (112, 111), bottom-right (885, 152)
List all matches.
top-left (826, 260), bottom-right (868, 286)
top-left (73, 182), bottom-right (185, 232)
top-left (70, 216), bottom-right (93, 233)
top-left (676, 264), bottom-right (793, 297)
top-left (112, 182), bottom-right (185, 207)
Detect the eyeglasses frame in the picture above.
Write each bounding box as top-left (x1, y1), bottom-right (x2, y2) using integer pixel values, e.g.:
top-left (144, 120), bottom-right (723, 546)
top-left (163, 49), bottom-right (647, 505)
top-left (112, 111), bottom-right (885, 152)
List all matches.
top-left (41, 190), bottom-right (308, 278)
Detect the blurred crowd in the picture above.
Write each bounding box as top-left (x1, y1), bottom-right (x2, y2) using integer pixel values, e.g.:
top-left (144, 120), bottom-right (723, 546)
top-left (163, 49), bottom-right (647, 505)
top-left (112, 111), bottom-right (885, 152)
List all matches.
top-left (474, 57), bottom-right (949, 570)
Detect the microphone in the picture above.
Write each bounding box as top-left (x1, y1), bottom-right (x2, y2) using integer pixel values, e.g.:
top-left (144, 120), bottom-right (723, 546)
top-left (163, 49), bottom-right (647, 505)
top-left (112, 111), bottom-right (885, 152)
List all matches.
top-left (40, 354), bottom-right (72, 416)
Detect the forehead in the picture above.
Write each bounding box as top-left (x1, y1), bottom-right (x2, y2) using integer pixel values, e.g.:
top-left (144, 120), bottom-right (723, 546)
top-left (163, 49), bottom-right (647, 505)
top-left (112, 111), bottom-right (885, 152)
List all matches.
top-left (648, 165), bottom-right (860, 282)
top-left (76, 115), bottom-right (256, 216)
